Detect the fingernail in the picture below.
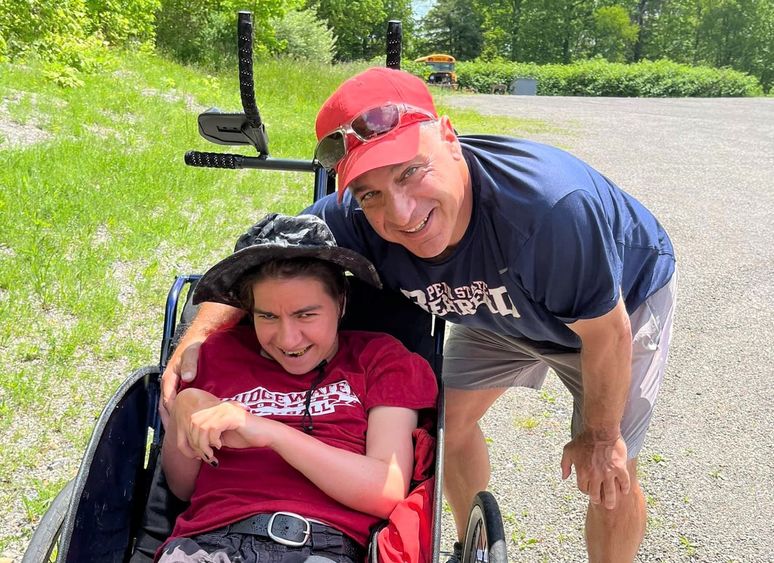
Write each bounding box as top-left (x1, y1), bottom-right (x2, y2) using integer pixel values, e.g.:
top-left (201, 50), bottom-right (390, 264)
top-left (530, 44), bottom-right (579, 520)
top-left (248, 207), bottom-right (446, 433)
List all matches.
top-left (210, 460), bottom-right (218, 468)
top-left (182, 371), bottom-right (194, 382)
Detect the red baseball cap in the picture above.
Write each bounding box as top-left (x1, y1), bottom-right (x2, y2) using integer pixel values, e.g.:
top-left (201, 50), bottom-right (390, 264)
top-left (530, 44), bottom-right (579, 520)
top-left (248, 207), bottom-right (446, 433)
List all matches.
top-left (315, 67), bottom-right (438, 199)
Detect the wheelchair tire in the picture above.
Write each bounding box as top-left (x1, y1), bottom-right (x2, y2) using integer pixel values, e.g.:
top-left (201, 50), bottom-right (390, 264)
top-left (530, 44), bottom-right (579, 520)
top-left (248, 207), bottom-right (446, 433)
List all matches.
top-left (21, 479), bottom-right (74, 563)
top-left (461, 491), bottom-right (508, 563)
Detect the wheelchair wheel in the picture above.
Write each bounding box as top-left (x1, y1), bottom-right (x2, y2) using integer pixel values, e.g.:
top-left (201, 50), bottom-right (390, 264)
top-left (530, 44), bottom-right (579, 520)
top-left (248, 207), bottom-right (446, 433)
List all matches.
top-left (21, 479), bottom-right (74, 563)
top-left (461, 491), bottom-right (508, 563)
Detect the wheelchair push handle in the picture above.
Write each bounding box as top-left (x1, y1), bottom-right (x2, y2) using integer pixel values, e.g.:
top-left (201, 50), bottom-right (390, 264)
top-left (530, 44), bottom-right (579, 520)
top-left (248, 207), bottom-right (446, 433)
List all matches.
top-left (237, 11), bottom-right (262, 129)
top-left (184, 150), bottom-right (322, 174)
top-left (386, 21), bottom-right (402, 70)
top-left (185, 150), bottom-right (240, 169)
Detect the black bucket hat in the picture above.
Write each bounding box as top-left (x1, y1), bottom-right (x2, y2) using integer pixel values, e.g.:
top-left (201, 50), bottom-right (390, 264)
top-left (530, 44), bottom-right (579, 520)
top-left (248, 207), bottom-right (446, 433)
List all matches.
top-left (193, 213), bottom-right (382, 308)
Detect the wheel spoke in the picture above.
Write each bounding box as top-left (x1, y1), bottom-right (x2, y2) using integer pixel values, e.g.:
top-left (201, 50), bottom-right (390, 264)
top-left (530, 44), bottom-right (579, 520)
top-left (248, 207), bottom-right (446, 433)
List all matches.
top-left (474, 520), bottom-right (487, 562)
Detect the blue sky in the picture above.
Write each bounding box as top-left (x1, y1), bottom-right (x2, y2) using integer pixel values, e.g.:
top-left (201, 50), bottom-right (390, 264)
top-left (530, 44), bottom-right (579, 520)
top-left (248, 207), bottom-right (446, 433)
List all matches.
top-left (413, 0), bottom-right (435, 19)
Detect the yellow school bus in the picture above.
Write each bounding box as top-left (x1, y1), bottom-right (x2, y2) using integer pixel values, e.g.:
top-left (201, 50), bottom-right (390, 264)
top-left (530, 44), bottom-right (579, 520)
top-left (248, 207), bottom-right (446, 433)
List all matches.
top-left (415, 54), bottom-right (457, 87)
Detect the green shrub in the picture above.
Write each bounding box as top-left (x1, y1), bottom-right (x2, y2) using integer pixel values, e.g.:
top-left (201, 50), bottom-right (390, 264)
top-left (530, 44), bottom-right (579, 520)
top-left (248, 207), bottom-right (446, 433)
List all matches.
top-left (0, 0), bottom-right (157, 86)
top-left (87, 0), bottom-right (160, 46)
top-left (155, 0), bottom-right (288, 67)
top-left (0, 30), bottom-right (7, 63)
top-left (272, 8), bottom-right (335, 64)
top-left (447, 58), bottom-right (763, 97)
top-left (401, 59), bottom-right (431, 80)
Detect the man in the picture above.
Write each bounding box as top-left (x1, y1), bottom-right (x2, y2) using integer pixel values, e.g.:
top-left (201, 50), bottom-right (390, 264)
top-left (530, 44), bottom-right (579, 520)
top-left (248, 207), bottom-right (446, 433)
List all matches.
top-left (162, 68), bottom-right (676, 563)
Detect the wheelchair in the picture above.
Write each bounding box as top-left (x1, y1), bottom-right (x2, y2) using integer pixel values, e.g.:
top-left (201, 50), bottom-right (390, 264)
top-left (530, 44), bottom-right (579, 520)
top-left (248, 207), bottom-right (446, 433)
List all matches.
top-left (21, 14), bottom-right (508, 563)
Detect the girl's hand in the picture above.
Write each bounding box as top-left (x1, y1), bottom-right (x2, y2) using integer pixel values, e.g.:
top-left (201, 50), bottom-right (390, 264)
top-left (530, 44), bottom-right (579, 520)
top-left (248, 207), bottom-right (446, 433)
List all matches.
top-left (186, 401), bottom-right (249, 464)
top-left (172, 388), bottom-right (221, 460)
top-left (172, 388), bottom-right (278, 463)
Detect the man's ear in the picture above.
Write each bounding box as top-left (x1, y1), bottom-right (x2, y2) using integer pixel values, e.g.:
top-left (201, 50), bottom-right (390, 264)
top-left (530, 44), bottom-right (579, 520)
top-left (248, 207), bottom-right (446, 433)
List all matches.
top-left (438, 116), bottom-right (463, 160)
top-left (438, 115), bottom-right (457, 141)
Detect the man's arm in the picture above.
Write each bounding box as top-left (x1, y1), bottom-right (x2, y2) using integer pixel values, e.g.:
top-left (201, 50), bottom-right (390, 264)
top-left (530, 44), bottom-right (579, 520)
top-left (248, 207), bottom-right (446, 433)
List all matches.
top-left (159, 301), bottom-right (245, 427)
top-left (561, 296), bottom-right (633, 509)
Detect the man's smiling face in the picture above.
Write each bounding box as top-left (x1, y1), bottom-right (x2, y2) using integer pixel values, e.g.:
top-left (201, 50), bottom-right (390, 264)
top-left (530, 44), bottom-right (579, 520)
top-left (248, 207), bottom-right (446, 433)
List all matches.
top-left (347, 118), bottom-right (473, 259)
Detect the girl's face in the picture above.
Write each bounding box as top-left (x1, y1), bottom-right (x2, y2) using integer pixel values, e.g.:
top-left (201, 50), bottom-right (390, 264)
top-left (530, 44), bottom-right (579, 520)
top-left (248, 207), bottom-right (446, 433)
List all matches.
top-left (250, 275), bottom-right (341, 375)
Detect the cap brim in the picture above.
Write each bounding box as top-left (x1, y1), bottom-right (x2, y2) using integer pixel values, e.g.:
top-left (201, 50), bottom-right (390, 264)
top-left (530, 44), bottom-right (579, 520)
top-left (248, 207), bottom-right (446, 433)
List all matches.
top-left (193, 244), bottom-right (382, 308)
top-left (336, 123), bottom-right (422, 201)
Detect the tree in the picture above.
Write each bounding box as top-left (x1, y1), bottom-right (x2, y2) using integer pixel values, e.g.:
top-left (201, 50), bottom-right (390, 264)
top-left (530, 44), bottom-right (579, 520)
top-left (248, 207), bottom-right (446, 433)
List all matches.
top-left (375, 0), bottom-right (417, 59)
top-left (305, 0), bottom-right (413, 61)
top-left (591, 5), bottom-right (639, 62)
top-left (695, 0), bottom-right (750, 67)
top-left (635, 0), bottom-right (698, 63)
top-left (747, 0), bottom-right (774, 90)
top-left (513, 0), bottom-right (595, 64)
top-left (273, 8), bottom-right (336, 64)
top-left (419, 0), bottom-right (483, 60)
top-left (695, 0), bottom-right (773, 89)
top-left (473, 0), bottom-right (525, 61)
top-left (155, 0), bottom-right (292, 65)
top-left (630, 0), bottom-right (660, 61)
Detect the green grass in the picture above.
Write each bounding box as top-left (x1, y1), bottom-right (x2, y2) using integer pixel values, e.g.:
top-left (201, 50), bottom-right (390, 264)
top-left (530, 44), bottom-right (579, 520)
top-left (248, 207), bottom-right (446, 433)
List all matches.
top-left (512, 528), bottom-right (540, 551)
top-left (514, 415), bottom-right (540, 430)
top-left (21, 478), bottom-right (70, 521)
top-left (678, 534), bottom-right (699, 557)
top-left (0, 52), bottom-right (551, 554)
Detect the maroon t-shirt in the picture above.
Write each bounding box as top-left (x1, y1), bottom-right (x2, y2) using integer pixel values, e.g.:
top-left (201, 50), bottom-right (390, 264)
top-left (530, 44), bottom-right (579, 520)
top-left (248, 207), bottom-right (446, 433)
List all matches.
top-left (169, 326), bottom-right (438, 546)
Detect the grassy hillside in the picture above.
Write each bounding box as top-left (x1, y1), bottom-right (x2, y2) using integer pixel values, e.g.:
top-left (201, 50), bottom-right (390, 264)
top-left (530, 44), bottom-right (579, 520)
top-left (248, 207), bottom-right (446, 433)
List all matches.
top-left (0, 53), bottom-right (549, 557)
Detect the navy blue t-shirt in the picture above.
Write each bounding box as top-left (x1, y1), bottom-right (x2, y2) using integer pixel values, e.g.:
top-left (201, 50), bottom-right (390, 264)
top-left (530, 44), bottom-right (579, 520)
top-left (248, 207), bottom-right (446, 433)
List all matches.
top-left (305, 136), bottom-right (675, 350)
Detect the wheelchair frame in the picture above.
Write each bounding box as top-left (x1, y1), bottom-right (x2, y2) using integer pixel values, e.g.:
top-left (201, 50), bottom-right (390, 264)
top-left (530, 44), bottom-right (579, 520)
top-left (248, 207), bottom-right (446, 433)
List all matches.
top-left (22, 13), bottom-right (507, 563)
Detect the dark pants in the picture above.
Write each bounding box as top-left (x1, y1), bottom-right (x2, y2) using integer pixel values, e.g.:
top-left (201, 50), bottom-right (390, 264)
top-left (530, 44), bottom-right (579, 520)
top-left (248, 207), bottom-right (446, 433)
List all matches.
top-left (158, 528), bottom-right (359, 563)
top-left (130, 460), bottom-right (189, 563)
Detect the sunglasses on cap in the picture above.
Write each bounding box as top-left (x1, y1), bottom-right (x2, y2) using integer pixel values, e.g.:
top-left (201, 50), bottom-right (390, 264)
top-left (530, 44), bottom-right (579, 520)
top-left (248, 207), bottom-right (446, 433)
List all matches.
top-left (314, 103), bottom-right (437, 171)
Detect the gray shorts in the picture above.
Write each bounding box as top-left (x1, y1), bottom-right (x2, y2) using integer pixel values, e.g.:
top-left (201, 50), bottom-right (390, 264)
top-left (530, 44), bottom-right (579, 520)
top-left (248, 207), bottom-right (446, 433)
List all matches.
top-left (442, 273), bottom-right (677, 458)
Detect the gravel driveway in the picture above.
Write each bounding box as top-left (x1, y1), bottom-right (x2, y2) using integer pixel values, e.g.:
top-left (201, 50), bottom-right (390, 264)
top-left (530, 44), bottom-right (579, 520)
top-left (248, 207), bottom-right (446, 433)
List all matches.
top-left (439, 95), bottom-right (774, 562)
top-left (10, 96), bottom-right (771, 562)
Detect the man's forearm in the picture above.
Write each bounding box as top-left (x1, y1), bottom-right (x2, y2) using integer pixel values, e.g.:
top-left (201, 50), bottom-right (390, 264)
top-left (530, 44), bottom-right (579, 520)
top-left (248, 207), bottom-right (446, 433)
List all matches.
top-left (174, 302), bottom-right (245, 354)
top-left (166, 302), bottom-right (244, 380)
top-left (181, 302), bottom-right (245, 343)
top-left (579, 335), bottom-right (631, 440)
top-left (569, 298), bottom-right (633, 440)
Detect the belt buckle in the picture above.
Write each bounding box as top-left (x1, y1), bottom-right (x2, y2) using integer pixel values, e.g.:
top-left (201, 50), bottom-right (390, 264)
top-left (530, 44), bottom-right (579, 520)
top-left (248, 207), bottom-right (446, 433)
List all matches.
top-left (267, 511), bottom-right (311, 547)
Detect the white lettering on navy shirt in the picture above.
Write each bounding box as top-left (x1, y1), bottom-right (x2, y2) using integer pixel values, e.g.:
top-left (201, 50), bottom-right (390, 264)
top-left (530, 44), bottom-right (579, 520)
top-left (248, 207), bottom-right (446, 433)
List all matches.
top-left (401, 281), bottom-right (520, 318)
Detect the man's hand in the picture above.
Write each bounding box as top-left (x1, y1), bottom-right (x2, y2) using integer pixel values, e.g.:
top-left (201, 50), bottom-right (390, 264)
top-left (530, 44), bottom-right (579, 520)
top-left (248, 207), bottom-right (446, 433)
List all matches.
top-left (561, 431), bottom-right (631, 510)
top-left (158, 302), bottom-right (249, 427)
top-left (160, 338), bottom-right (204, 428)
top-left (564, 298), bottom-right (633, 510)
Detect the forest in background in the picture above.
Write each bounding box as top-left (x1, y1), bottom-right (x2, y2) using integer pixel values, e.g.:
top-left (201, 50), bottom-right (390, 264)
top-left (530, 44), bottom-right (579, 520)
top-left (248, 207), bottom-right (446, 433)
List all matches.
top-left (0, 0), bottom-right (771, 92)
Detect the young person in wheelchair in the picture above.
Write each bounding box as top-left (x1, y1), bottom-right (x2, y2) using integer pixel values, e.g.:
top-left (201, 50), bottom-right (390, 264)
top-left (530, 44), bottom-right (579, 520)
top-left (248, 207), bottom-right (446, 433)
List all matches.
top-left (159, 213), bottom-right (438, 563)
